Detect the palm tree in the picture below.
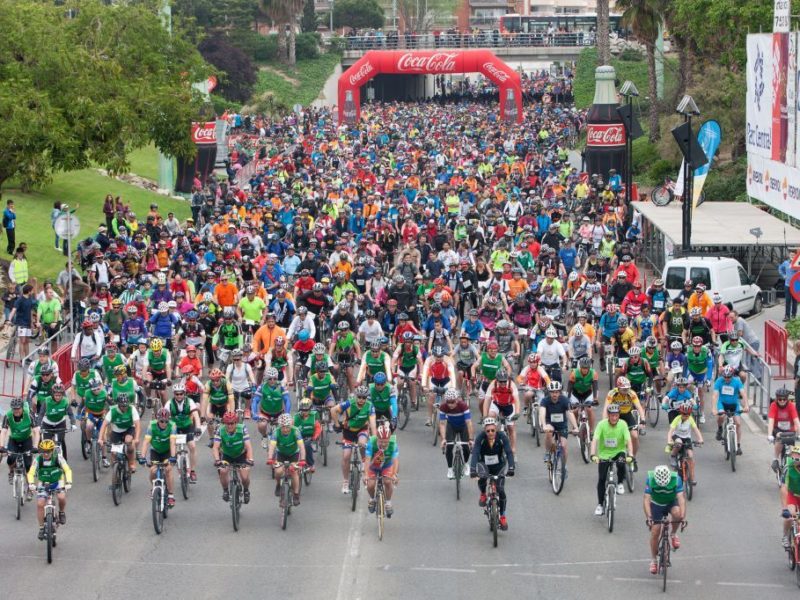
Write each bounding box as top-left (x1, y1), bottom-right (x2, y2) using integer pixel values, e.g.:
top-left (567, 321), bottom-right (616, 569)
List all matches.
top-left (260, 0), bottom-right (291, 63)
top-left (617, 0), bottom-right (662, 141)
top-left (660, 1), bottom-right (693, 99)
top-left (596, 0), bottom-right (611, 65)
top-left (286, 0), bottom-right (305, 66)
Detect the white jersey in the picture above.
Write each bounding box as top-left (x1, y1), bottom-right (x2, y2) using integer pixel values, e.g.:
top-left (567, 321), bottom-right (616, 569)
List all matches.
top-left (358, 320), bottom-right (384, 345)
top-left (536, 339), bottom-right (566, 366)
top-left (225, 362), bottom-right (254, 393)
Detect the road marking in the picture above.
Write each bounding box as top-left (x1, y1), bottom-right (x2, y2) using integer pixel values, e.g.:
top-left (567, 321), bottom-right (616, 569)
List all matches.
top-left (471, 563), bottom-right (522, 568)
top-left (335, 499), bottom-right (366, 600)
top-left (536, 552), bottom-right (750, 567)
top-left (614, 577), bottom-right (683, 584)
top-left (514, 572), bottom-right (580, 579)
top-left (716, 582), bottom-right (786, 589)
top-left (412, 567), bottom-right (477, 574)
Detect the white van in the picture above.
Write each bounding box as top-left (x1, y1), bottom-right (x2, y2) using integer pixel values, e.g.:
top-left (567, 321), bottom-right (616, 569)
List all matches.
top-left (662, 257), bottom-right (763, 315)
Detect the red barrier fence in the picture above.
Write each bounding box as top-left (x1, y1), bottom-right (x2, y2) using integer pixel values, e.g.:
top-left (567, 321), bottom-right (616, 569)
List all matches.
top-left (53, 342), bottom-right (74, 390)
top-left (0, 341), bottom-right (74, 400)
top-left (765, 319), bottom-right (788, 378)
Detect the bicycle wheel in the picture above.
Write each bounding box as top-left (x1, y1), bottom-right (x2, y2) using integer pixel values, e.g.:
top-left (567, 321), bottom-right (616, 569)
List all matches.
top-left (533, 408), bottom-right (541, 447)
top-left (179, 457), bottom-right (189, 500)
top-left (788, 541), bottom-right (797, 571)
top-left (796, 553), bottom-right (800, 588)
top-left (91, 441), bottom-right (99, 483)
top-left (682, 460), bottom-right (693, 501)
top-left (648, 394), bottom-right (660, 427)
top-left (661, 532), bottom-right (670, 591)
top-left (432, 414), bottom-right (439, 447)
top-left (321, 429), bottom-right (328, 467)
top-left (377, 487), bottom-right (385, 541)
top-left (454, 450), bottom-right (462, 501)
top-left (652, 186), bottom-right (672, 207)
top-left (281, 481), bottom-right (290, 530)
top-left (81, 431), bottom-right (89, 460)
top-left (729, 430), bottom-right (737, 472)
top-left (626, 461), bottom-right (635, 493)
top-left (112, 464), bottom-right (122, 506)
top-left (122, 464), bottom-right (131, 493)
top-left (5, 331), bottom-right (17, 361)
top-left (398, 391), bottom-right (410, 430)
top-left (14, 476), bottom-right (22, 520)
top-left (579, 425), bottom-right (590, 464)
top-left (350, 465), bottom-right (360, 512)
top-left (490, 498), bottom-right (499, 547)
top-left (46, 511), bottom-right (54, 564)
top-left (303, 465), bottom-right (313, 486)
top-left (552, 451), bottom-right (565, 495)
top-left (152, 485), bottom-right (163, 535)
top-left (230, 481), bottom-right (240, 532)
top-left (606, 486), bottom-right (615, 533)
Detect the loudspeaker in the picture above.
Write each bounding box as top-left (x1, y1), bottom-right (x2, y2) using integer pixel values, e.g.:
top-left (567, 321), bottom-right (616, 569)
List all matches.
top-left (616, 104), bottom-right (644, 140)
top-left (671, 122), bottom-right (708, 169)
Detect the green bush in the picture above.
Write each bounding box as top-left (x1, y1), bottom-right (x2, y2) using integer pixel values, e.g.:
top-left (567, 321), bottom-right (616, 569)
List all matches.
top-left (211, 94), bottom-right (242, 115)
top-left (702, 158), bottom-right (747, 201)
top-left (296, 32), bottom-right (320, 59)
top-left (647, 159), bottom-right (677, 183)
top-left (631, 138), bottom-right (659, 175)
top-left (328, 35), bottom-right (347, 54)
top-left (786, 317), bottom-right (800, 340)
top-left (228, 30), bottom-right (278, 62)
top-left (255, 34), bottom-right (278, 62)
top-left (618, 47), bottom-right (644, 62)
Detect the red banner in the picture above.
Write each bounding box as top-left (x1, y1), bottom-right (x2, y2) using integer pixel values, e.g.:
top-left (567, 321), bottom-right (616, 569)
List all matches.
top-left (338, 50), bottom-right (523, 125)
top-left (191, 121), bottom-right (217, 145)
top-left (586, 123), bottom-right (626, 147)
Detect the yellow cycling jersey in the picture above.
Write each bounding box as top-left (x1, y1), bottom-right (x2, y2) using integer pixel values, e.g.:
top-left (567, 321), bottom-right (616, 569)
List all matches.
top-left (606, 388), bottom-right (639, 414)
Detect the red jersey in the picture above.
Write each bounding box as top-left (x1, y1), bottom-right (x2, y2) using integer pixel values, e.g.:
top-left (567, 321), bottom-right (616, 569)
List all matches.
top-left (523, 367), bottom-right (546, 389)
top-left (428, 360), bottom-right (450, 381)
top-left (769, 401), bottom-right (799, 433)
top-left (492, 383), bottom-right (514, 406)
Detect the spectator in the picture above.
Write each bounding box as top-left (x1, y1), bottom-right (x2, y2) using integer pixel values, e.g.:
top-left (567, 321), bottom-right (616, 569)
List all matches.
top-left (3, 199), bottom-right (16, 255)
top-left (779, 254), bottom-right (799, 321)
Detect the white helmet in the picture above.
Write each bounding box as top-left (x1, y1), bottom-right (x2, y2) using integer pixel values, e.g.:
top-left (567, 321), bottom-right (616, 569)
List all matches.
top-left (483, 417), bottom-right (497, 428)
top-left (568, 271), bottom-right (578, 282)
top-left (545, 326), bottom-right (557, 338)
top-left (653, 465), bottom-right (671, 487)
top-left (629, 345), bottom-right (642, 356)
top-left (573, 325), bottom-right (584, 337)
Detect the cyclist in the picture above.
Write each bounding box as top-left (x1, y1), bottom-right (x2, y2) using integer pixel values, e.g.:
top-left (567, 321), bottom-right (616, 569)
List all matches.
top-left (225, 349), bottom-right (257, 416)
top-left (718, 331), bottom-right (758, 385)
top-left (659, 298), bottom-right (688, 350)
top-left (662, 377), bottom-right (695, 423)
top-left (616, 345), bottom-right (651, 397)
top-left (519, 353), bottom-right (550, 418)
top-left (138, 407), bottom-right (177, 508)
top-left (143, 338), bottom-right (172, 408)
top-left (212, 307), bottom-right (243, 362)
top-left (540, 380), bottom-right (577, 472)
top-left (79, 379), bottom-right (110, 467)
top-left (148, 302), bottom-right (180, 351)
top-left (330, 385), bottom-right (377, 495)
top-left (98, 394), bottom-right (141, 474)
top-left (644, 465), bottom-right (687, 575)
top-left (768, 388), bottom-right (800, 473)
top-left (484, 369), bottom-right (521, 454)
top-left (590, 403), bottom-right (633, 514)
top-left (69, 358), bottom-right (102, 408)
top-left (37, 384), bottom-right (76, 460)
top-left (781, 445), bottom-right (800, 548)
top-left (537, 326), bottom-right (567, 384)
top-left (603, 377), bottom-right (645, 469)
top-left (470, 417), bottom-right (515, 531)
top-left (293, 398), bottom-right (321, 473)
top-left (391, 331), bottom-right (423, 410)
top-left (27, 438), bottom-right (72, 541)
top-left (713, 364), bottom-right (749, 453)
top-left (253, 367), bottom-right (291, 447)
top-left (365, 421), bottom-right (399, 517)
top-left (421, 346), bottom-right (456, 426)
top-left (212, 411), bottom-right (254, 504)
top-left (0, 397), bottom-right (40, 482)
top-left (330, 321), bottom-right (361, 393)
top-left (438, 388), bottom-right (474, 480)
top-left (110, 363), bottom-right (141, 407)
top-left (265, 336), bottom-right (291, 384)
top-left (99, 343), bottom-right (126, 384)
top-left (307, 362), bottom-right (339, 411)
top-left (567, 356), bottom-right (599, 433)
top-left (202, 368), bottom-right (235, 443)
top-left (369, 372), bottom-right (397, 430)
top-left (357, 340), bottom-right (392, 385)
top-left (686, 335), bottom-right (711, 423)
top-left (266, 413), bottom-right (307, 507)
top-left (27, 363), bottom-right (61, 416)
top-left (666, 402), bottom-right (703, 481)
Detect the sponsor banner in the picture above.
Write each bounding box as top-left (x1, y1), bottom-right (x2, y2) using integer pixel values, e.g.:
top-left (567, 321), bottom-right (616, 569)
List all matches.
top-left (675, 120), bottom-right (722, 210)
top-left (775, 0), bottom-right (791, 32)
top-left (773, 32), bottom-right (790, 163)
top-left (789, 32), bottom-right (797, 166)
top-left (746, 154), bottom-right (800, 219)
top-left (397, 52), bottom-right (458, 73)
top-left (585, 123), bottom-right (625, 147)
top-left (190, 121), bottom-right (217, 145)
top-left (797, 33), bottom-right (800, 168)
top-left (348, 61), bottom-right (374, 86)
top-left (746, 34), bottom-right (774, 159)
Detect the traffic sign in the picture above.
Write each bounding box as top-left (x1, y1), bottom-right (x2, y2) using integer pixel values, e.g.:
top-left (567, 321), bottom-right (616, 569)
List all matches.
top-left (791, 250), bottom-right (800, 270)
top-left (54, 214), bottom-right (80, 240)
top-left (789, 271), bottom-right (800, 303)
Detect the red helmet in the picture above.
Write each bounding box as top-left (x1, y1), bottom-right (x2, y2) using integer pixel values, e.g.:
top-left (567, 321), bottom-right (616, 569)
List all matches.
top-left (486, 340), bottom-right (499, 350)
top-left (222, 411), bottom-right (238, 425)
top-left (376, 421), bottom-right (391, 440)
top-left (210, 368), bottom-right (223, 379)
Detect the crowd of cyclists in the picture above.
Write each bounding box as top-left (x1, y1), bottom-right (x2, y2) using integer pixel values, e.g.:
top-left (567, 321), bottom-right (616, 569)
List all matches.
top-left (0, 87), bottom-right (794, 575)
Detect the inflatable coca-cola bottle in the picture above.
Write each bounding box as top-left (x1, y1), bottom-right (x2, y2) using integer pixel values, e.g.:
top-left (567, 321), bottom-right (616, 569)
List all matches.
top-left (503, 88), bottom-right (518, 123)
top-left (584, 65), bottom-right (626, 180)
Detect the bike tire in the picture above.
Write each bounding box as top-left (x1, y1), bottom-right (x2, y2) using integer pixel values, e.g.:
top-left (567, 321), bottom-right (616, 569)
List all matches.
top-left (377, 488), bottom-right (385, 541)
top-left (490, 499), bottom-right (499, 547)
top-left (91, 441), bottom-right (99, 483)
top-left (454, 452), bottom-right (462, 501)
top-left (321, 430), bottom-right (328, 467)
top-left (350, 464), bottom-right (359, 512)
top-left (729, 430), bottom-right (737, 472)
top-left (579, 426), bottom-right (590, 464)
top-left (180, 459), bottom-right (189, 500)
top-left (122, 465), bottom-right (131, 494)
top-left (661, 533), bottom-right (670, 592)
top-left (231, 481), bottom-right (240, 532)
top-left (648, 395), bottom-right (660, 427)
top-left (112, 465), bottom-right (122, 506)
top-left (399, 392), bottom-right (410, 430)
top-left (281, 482), bottom-right (290, 530)
top-left (15, 477), bottom-right (22, 520)
top-left (533, 409), bottom-right (541, 447)
top-left (432, 414), bottom-right (439, 447)
top-left (788, 542), bottom-right (796, 571)
top-left (626, 462), bottom-right (635, 493)
top-left (46, 511), bottom-right (54, 564)
top-left (552, 451), bottom-right (565, 495)
top-left (81, 432), bottom-right (89, 460)
top-left (606, 487), bottom-right (615, 533)
top-left (152, 486), bottom-right (163, 535)
top-left (303, 467), bottom-right (312, 486)
top-left (652, 186), bottom-right (672, 207)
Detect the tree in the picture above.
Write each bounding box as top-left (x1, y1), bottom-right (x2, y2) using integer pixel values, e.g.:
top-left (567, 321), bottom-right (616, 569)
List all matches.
top-left (260, 0), bottom-right (290, 63)
top-left (300, 0), bottom-right (317, 33)
top-left (198, 34), bottom-right (258, 103)
top-left (596, 0), bottom-right (611, 65)
top-left (333, 0), bottom-right (385, 30)
top-left (0, 0), bottom-right (207, 192)
top-left (617, 0), bottom-right (662, 142)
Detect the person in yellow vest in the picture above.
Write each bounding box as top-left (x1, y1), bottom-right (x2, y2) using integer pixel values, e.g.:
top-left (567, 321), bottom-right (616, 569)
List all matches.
top-left (8, 246), bottom-right (29, 289)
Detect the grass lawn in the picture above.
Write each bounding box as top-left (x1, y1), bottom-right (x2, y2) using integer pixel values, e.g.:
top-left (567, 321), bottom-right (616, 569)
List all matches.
top-left (127, 144), bottom-right (176, 183)
top-left (2, 169), bottom-right (190, 283)
top-left (254, 52), bottom-right (341, 107)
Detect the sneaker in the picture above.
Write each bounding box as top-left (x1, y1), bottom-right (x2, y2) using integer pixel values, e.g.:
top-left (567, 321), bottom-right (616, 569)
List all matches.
top-left (632, 458), bottom-right (638, 473)
top-left (736, 448), bottom-right (742, 456)
top-left (649, 560), bottom-right (658, 575)
top-left (772, 459), bottom-right (780, 473)
top-left (669, 457), bottom-right (678, 469)
top-left (308, 466), bottom-right (315, 473)
top-left (543, 452), bottom-right (552, 464)
top-left (102, 457), bottom-right (110, 468)
top-left (222, 490), bottom-right (230, 502)
top-left (38, 527), bottom-right (45, 541)
top-left (690, 480), bottom-right (697, 486)
top-left (368, 499), bottom-right (376, 513)
top-left (425, 420), bottom-right (432, 427)
top-left (58, 511), bottom-right (66, 525)
top-left (385, 502), bottom-right (393, 518)
top-left (274, 484), bottom-right (281, 497)
top-left (616, 483), bottom-right (625, 495)
top-left (499, 515), bottom-right (508, 530)
top-left (167, 495), bottom-right (176, 508)
top-left (292, 494), bottom-right (301, 506)
top-left (784, 535), bottom-right (791, 549)
top-left (341, 481), bottom-right (350, 495)
top-left (594, 504), bottom-right (604, 516)
top-left (715, 429), bottom-right (723, 441)
top-left (190, 470), bottom-right (197, 483)
top-left (699, 413), bottom-right (706, 424)
top-left (447, 467), bottom-right (455, 480)
top-left (478, 493), bottom-right (487, 507)
top-left (243, 490), bottom-right (250, 504)
top-left (671, 535), bottom-right (680, 550)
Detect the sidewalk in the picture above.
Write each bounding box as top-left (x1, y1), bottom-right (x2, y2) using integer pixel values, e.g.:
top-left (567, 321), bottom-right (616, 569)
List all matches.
top-left (312, 62), bottom-right (342, 109)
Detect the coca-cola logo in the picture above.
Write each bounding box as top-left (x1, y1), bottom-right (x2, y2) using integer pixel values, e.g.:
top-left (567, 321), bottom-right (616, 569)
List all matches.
top-left (586, 123), bottom-right (625, 147)
top-left (483, 62), bottom-right (509, 83)
top-left (397, 52), bottom-right (458, 73)
top-left (191, 121), bottom-right (217, 145)
top-left (348, 62), bottom-right (374, 86)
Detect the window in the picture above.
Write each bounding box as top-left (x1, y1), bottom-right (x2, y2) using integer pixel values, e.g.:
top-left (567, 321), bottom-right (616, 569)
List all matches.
top-left (738, 266), bottom-right (750, 286)
top-left (689, 267), bottom-right (711, 289)
top-left (665, 267), bottom-right (685, 290)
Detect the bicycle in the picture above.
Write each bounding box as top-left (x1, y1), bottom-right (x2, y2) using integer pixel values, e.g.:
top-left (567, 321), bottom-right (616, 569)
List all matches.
top-left (720, 409), bottom-right (739, 472)
top-left (175, 433), bottom-right (190, 500)
top-left (643, 381), bottom-right (659, 427)
top-left (672, 441), bottom-right (702, 501)
top-left (41, 484), bottom-right (63, 564)
top-left (371, 470), bottom-right (396, 541)
top-left (774, 432), bottom-right (797, 486)
top-left (526, 387), bottom-right (543, 447)
top-left (443, 435), bottom-right (470, 500)
top-left (219, 461), bottom-right (247, 532)
top-left (108, 442), bottom-right (132, 506)
top-left (294, 363), bottom-right (309, 406)
top-left (396, 373), bottom-right (413, 430)
top-left (4, 323), bottom-right (18, 361)
top-left (599, 456), bottom-right (627, 533)
top-left (651, 516), bottom-right (688, 591)
top-left (317, 405), bottom-right (331, 467)
top-left (275, 460), bottom-right (297, 530)
top-left (785, 513), bottom-right (800, 588)
top-left (80, 415), bottom-right (102, 483)
top-left (574, 399), bottom-right (595, 464)
top-left (545, 429), bottom-right (570, 495)
top-left (430, 385), bottom-right (447, 446)
top-left (4, 450), bottom-right (32, 520)
top-left (150, 460), bottom-right (171, 535)
top-left (625, 410), bottom-right (643, 492)
top-left (337, 440), bottom-right (362, 512)
top-left (475, 462), bottom-right (506, 548)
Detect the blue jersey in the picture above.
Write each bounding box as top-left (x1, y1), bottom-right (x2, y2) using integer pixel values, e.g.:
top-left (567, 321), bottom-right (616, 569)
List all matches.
top-left (714, 376), bottom-right (744, 410)
top-left (461, 319), bottom-right (484, 342)
top-left (663, 388), bottom-right (693, 411)
top-left (599, 312), bottom-right (620, 338)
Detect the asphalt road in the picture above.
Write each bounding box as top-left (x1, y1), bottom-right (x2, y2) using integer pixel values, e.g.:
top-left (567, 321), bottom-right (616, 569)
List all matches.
top-left (0, 337), bottom-right (797, 598)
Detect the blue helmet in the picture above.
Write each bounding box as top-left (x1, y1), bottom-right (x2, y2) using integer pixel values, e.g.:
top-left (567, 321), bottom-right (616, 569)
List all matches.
top-left (298, 330), bottom-right (310, 342)
top-left (373, 372), bottom-right (387, 385)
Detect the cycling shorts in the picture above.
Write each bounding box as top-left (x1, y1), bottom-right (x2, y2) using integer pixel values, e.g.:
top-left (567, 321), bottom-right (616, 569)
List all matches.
top-left (620, 411), bottom-right (637, 429)
top-left (787, 491), bottom-right (800, 510)
top-left (718, 402), bottom-right (741, 416)
top-left (368, 462), bottom-right (394, 475)
top-left (491, 403), bottom-right (515, 420)
top-left (176, 426), bottom-right (196, 442)
top-left (221, 453), bottom-right (248, 466)
top-left (36, 481), bottom-right (64, 498)
top-left (276, 452), bottom-right (300, 463)
top-left (650, 499), bottom-right (678, 522)
top-left (149, 449), bottom-right (171, 463)
top-left (688, 371), bottom-right (707, 384)
top-left (110, 428), bottom-right (135, 444)
top-left (342, 427), bottom-right (369, 443)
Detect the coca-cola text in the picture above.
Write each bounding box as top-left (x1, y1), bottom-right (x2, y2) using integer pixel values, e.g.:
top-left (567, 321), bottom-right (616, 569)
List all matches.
top-left (397, 52), bottom-right (458, 73)
top-left (483, 62), bottom-right (509, 83)
top-left (586, 124), bottom-right (625, 147)
top-left (191, 122), bottom-right (217, 145)
top-left (348, 62), bottom-right (374, 86)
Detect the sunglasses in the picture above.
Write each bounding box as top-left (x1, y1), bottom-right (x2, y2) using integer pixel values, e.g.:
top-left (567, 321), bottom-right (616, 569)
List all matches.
top-left (485, 428), bottom-right (497, 433)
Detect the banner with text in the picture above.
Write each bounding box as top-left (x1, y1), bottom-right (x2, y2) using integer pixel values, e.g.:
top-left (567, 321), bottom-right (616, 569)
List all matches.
top-left (747, 34), bottom-right (775, 159)
top-left (788, 32), bottom-right (797, 166)
top-left (747, 154), bottom-right (800, 219)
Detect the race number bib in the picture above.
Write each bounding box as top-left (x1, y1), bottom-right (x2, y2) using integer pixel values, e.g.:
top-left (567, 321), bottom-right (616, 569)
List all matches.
top-left (484, 454), bottom-right (499, 466)
top-left (518, 328), bottom-right (528, 336)
top-left (175, 434), bottom-right (187, 445)
top-left (604, 438), bottom-right (618, 448)
top-left (778, 420), bottom-right (791, 431)
top-left (462, 280), bottom-right (472, 289)
top-left (550, 413), bottom-right (564, 423)
top-left (721, 385), bottom-right (735, 396)
top-left (653, 300), bottom-right (664, 309)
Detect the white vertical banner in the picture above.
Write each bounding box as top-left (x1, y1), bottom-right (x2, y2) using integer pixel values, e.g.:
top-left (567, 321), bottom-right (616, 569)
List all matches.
top-left (788, 31), bottom-right (797, 166)
top-left (775, 0), bottom-right (791, 32)
top-left (797, 33), bottom-right (800, 168)
top-left (746, 34), bottom-right (775, 159)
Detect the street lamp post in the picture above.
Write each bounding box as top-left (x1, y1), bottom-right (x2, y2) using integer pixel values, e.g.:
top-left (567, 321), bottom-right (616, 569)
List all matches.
top-left (619, 80), bottom-right (639, 230)
top-left (676, 95), bottom-right (700, 251)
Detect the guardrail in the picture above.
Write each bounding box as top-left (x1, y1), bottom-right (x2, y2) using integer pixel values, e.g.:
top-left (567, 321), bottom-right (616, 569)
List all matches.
top-left (764, 319), bottom-right (788, 378)
top-left (342, 32), bottom-right (595, 51)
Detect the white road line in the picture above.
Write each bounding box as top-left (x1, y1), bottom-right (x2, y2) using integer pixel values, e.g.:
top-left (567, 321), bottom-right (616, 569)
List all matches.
top-left (514, 572), bottom-right (580, 579)
top-left (716, 582), bottom-right (786, 588)
top-left (412, 567), bottom-right (477, 574)
top-left (471, 563), bottom-right (522, 568)
top-left (536, 552), bottom-right (750, 567)
top-left (0, 554), bottom-right (337, 568)
top-left (335, 499), bottom-right (366, 600)
top-left (613, 577), bottom-right (683, 584)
